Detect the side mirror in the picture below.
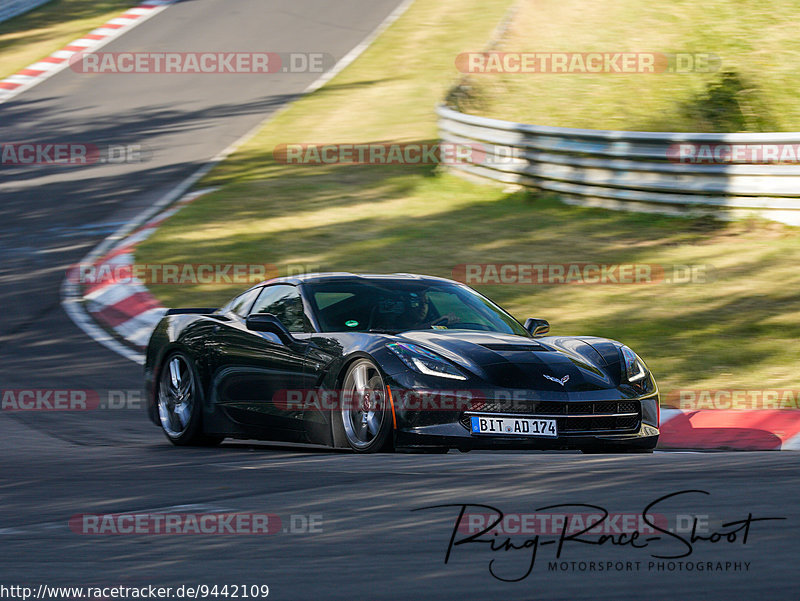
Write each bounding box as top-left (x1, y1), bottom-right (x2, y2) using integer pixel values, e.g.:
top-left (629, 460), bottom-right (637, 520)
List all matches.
top-left (524, 318), bottom-right (550, 337)
top-left (246, 313), bottom-right (294, 344)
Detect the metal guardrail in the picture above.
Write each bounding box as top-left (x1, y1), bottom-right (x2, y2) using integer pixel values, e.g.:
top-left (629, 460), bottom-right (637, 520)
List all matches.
top-left (0, 0), bottom-right (51, 24)
top-left (437, 104), bottom-right (800, 225)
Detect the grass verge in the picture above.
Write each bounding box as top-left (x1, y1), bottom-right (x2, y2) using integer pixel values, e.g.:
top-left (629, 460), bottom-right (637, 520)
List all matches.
top-left (136, 0), bottom-right (800, 397)
top-left (0, 0), bottom-right (138, 79)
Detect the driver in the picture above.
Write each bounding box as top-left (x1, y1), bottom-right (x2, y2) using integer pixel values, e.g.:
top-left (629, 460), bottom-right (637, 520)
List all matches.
top-left (404, 291), bottom-right (457, 330)
top-left (407, 291), bottom-right (430, 325)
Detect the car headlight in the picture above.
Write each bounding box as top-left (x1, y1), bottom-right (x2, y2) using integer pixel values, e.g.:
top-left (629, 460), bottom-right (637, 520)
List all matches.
top-left (620, 345), bottom-right (648, 383)
top-left (387, 342), bottom-right (467, 380)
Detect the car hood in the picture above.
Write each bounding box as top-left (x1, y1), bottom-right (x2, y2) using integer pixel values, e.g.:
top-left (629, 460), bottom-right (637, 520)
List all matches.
top-left (397, 330), bottom-right (621, 392)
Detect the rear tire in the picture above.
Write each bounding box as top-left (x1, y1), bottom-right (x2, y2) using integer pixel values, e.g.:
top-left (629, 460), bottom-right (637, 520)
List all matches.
top-left (157, 351), bottom-right (223, 447)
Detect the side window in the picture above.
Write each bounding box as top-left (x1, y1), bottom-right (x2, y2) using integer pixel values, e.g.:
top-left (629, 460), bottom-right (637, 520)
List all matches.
top-left (220, 287), bottom-right (261, 317)
top-left (250, 285), bottom-right (312, 333)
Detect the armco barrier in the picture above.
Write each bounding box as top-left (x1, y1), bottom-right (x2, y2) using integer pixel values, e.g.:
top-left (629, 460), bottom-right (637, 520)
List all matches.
top-left (0, 0), bottom-right (51, 23)
top-left (437, 104), bottom-right (800, 225)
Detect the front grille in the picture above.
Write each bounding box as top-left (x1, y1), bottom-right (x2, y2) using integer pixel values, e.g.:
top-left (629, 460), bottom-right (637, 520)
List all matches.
top-left (460, 399), bottom-right (641, 434)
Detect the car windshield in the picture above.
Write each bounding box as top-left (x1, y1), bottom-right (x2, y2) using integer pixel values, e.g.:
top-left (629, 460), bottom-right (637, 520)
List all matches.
top-left (304, 279), bottom-right (529, 336)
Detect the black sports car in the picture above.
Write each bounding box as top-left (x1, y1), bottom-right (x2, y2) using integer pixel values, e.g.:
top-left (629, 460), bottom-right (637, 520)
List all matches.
top-left (144, 273), bottom-right (660, 453)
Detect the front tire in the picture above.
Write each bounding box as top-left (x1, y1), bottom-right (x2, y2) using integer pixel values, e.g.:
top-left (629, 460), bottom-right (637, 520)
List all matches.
top-left (337, 358), bottom-right (393, 453)
top-left (157, 351), bottom-right (223, 446)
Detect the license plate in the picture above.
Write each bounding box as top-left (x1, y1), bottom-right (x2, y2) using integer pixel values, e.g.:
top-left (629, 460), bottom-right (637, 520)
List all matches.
top-left (470, 415), bottom-right (558, 437)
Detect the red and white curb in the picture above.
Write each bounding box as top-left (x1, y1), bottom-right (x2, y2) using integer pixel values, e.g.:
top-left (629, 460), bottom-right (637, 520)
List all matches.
top-left (74, 188), bottom-right (216, 351)
top-left (0, 0), bottom-right (176, 104)
top-left (659, 408), bottom-right (800, 450)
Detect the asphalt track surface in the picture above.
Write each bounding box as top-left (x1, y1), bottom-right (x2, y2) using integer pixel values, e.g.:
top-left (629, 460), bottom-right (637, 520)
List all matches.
top-left (0, 1), bottom-right (798, 600)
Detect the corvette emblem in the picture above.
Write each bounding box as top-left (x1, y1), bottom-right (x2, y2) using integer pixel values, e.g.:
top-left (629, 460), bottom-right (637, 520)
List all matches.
top-left (543, 374), bottom-right (570, 386)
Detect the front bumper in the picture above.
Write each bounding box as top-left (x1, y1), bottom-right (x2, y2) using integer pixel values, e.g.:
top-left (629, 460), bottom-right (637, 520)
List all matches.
top-left (385, 376), bottom-right (660, 451)
top-left (394, 422), bottom-right (660, 451)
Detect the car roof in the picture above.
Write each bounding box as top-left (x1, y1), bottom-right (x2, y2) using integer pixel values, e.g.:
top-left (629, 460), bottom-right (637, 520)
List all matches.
top-left (255, 272), bottom-right (459, 287)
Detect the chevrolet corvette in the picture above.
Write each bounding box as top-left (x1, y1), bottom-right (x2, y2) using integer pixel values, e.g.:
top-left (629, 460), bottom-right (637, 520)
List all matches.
top-left (144, 273), bottom-right (660, 452)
